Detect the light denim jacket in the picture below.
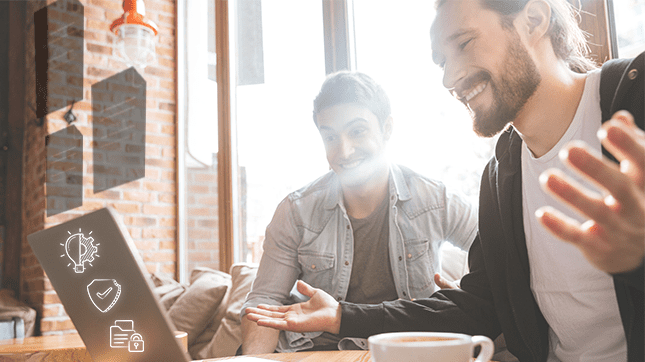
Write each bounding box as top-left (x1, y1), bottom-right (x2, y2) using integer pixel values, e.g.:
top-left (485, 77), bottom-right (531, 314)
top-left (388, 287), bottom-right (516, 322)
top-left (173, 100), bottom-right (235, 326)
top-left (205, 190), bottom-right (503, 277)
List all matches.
top-left (241, 164), bottom-right (477, 351)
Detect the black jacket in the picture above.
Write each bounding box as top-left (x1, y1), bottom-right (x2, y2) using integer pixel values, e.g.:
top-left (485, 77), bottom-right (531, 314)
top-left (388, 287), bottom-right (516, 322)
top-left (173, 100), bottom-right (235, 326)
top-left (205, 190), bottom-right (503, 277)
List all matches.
top-left (339, 52), bottom-right (644, 362)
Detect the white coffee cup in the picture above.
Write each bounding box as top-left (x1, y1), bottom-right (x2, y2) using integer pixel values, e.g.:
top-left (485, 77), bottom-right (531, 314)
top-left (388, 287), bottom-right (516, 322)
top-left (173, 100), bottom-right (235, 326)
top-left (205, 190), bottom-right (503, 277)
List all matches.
top-left (368, 331), bottom-right (494, 362)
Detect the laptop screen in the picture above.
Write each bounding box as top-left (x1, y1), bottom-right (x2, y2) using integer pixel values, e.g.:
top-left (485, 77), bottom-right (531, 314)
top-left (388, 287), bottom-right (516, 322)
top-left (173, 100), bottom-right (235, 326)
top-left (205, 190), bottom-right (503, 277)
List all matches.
top-left (28, 207), bottom-right (190, 361)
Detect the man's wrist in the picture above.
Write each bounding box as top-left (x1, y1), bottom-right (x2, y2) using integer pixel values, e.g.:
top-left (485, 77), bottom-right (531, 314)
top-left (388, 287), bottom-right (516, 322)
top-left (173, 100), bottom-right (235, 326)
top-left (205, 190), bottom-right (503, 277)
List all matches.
top-left (329, 301), bottom-right (341, 334)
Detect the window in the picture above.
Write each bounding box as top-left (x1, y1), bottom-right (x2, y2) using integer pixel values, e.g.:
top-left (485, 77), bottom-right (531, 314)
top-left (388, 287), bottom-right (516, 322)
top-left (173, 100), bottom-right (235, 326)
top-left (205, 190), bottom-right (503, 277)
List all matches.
top-left (178, 0), bottom-right (643, 277)
top-left (233, 1), bottom-right (327, 263)
top-left (611, 0), bottom-right (645, 58)
top-left (178, 0), bottom-right (220, 282)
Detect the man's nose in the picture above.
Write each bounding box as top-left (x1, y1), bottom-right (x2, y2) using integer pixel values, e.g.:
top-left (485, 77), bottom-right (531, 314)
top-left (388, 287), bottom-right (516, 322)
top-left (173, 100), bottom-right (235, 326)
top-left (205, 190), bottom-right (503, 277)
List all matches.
top-left (339, 136), bottom-right (355, 158)
top-left (442, 61), bottom-right (466, 91)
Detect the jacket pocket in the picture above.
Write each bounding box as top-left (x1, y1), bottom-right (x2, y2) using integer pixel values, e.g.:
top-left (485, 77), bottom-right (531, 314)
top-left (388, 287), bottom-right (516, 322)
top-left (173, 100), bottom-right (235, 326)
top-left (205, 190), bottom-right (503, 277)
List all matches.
top-left (403, 238), bottom-right (434, 291)
top-left (298, 252), bottom-right (335, 290)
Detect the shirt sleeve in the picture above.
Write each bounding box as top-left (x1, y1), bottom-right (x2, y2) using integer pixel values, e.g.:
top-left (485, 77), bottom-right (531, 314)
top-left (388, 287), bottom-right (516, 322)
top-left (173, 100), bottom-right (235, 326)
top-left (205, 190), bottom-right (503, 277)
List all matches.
top-left (441, 187), bottom-right (478, 252)
top-left (241, 196), bottom-right (303, 317)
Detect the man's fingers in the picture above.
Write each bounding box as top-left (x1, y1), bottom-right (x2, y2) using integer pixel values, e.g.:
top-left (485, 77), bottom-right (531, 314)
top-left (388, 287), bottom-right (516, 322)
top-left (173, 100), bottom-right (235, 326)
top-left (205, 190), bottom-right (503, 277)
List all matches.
top-left (245, 308), bottom-right (286, 320)
top-left (599, 114), bottom-right (645, 186)
top-left (255, 318), bottom-right (289, 331)
top-left (256, 304), bottom-right (291, 312)
top-left (535, 206), bottom-right (588, 246)
top-left (539, 169), bottom-right (617, 225)
top-left (296, 280), bottom-right (317, 297)
top-left (561, 141), bottom-right (642, 213)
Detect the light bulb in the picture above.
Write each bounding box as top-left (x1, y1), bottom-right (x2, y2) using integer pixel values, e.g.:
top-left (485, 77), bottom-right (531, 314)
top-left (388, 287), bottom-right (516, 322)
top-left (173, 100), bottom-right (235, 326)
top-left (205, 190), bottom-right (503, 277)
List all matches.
top-left (114, 25), bottom-right (157, 69)
top-left (64, 229), bottom-right (99, 273)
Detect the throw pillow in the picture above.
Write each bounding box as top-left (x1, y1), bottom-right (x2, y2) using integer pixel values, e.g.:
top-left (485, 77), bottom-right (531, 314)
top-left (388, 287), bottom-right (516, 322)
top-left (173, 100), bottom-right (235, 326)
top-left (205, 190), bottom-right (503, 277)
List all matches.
top-left (150, 273), bottom-right (188, 310)
top-left (194, 263), bottom-right (258, 358)
top-left (168, 268), bottom-right (231, 347)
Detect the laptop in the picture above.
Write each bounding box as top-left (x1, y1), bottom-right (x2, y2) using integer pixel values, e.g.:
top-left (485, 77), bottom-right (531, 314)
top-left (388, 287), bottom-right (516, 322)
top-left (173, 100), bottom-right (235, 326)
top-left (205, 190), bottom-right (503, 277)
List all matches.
top-left (28, 207), bottom-right (191, 361)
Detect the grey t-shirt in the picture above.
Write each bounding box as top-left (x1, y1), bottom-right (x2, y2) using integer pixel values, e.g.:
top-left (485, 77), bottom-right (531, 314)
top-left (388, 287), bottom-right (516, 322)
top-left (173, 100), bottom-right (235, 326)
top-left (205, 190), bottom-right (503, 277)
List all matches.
top-left (345, 194), bottom-right (398, 304)
top-left (311, 194), bottom-right (397, 350)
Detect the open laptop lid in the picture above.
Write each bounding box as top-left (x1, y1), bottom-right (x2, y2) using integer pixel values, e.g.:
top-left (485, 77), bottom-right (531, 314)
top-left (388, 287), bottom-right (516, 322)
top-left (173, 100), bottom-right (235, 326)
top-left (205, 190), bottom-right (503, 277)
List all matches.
top-left (27, 207), bottom-right (190, 361)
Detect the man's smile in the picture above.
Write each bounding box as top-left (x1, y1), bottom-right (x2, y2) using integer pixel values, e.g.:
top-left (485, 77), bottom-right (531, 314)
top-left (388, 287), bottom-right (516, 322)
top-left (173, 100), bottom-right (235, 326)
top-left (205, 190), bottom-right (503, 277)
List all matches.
top-left (454, 71), bottom-right (492, 106)
top-left (464, 81), bottom-right (488, 102)
top-left (339, 159), bottom-right (364, 169)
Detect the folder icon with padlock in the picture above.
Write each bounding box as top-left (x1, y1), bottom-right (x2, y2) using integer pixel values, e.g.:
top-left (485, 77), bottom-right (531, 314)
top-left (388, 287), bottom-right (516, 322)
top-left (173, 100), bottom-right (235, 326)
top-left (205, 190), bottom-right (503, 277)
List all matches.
top-left (128, 333), bottom-right (145, 352)
top-left (110, 320), bottom-right (136, 348)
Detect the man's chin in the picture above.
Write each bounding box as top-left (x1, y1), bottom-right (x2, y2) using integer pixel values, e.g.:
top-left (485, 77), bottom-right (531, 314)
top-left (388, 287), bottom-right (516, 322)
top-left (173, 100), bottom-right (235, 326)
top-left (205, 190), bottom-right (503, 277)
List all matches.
top-left (338, 173), bottom-right (369, 188)
top-left (471, 111), bottom-right (509, 138)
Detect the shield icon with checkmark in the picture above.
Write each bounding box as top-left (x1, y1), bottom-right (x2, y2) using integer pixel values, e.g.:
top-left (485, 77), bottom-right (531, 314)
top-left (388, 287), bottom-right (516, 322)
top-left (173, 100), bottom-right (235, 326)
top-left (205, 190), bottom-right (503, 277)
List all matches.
top-left (87, 279), bottom-right (121, 313)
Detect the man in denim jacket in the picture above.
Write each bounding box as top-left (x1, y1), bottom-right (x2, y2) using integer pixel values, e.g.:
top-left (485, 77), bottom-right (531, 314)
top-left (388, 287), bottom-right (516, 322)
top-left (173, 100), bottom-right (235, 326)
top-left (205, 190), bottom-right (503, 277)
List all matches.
top-left (240, 71), bottom-right (477, 354)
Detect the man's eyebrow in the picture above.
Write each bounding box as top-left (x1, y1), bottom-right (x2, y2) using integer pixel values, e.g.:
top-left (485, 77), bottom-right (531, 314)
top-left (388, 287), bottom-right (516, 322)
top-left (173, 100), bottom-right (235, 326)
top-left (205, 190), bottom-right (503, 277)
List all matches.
top-left (318, 125), bottom-right (333, 132)
top-left (446, 29), bottom-right (479, 43)
top-left (432, 28), bottom-right (479, 64)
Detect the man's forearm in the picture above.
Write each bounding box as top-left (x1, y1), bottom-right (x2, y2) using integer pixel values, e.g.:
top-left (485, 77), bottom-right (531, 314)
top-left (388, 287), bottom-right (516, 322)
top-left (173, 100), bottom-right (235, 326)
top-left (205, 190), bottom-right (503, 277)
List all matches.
top-left (241, 317), bottom-right (281, 354)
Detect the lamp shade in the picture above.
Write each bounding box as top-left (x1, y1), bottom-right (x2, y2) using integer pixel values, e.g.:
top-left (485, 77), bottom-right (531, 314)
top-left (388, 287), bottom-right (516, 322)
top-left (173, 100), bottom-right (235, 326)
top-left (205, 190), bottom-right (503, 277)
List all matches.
top-left (110, 0), bottom-right (159, 68)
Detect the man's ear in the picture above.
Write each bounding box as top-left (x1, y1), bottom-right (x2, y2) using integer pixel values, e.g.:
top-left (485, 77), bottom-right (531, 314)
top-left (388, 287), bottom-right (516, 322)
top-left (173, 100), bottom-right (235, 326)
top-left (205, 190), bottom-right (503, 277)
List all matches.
top-left (383, 116), bottom-right (393, 141)
top-left (520, 0), bottom-right (551, 43)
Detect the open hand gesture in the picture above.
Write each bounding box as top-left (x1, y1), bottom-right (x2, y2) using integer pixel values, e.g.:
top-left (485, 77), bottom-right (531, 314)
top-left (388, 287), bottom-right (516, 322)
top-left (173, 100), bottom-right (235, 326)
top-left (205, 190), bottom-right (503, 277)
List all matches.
top-left (537, 110), bottom-right (645, 274)
top-left (244, 280), bottom-right (342, 334)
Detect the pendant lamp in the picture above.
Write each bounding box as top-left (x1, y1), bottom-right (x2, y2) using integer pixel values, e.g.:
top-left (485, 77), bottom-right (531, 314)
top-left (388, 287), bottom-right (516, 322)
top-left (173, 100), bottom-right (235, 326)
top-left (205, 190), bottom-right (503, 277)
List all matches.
top-left (110, 0), bottom-right (159, 68)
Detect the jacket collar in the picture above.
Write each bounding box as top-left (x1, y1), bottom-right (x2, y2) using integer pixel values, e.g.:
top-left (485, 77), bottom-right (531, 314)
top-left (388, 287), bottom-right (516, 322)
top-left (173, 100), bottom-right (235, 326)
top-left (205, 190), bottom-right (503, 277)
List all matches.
top-left (494, 126), bottom-right (523, 169)
top-left (390, 164), bottom-right (412, 202)
top-left (322, 163), bottom-right (410, 210)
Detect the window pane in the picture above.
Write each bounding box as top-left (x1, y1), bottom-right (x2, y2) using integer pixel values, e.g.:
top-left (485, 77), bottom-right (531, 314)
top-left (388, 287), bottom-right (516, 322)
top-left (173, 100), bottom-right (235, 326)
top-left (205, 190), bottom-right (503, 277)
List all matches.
top-left (183, 0), bottom-right (220, 274)
top-left (234, 0), bottom-right (327, 263)
top-left (613, 0), bottom-right (645, 58)
top-left (352, 0), bottom-right (495, 204)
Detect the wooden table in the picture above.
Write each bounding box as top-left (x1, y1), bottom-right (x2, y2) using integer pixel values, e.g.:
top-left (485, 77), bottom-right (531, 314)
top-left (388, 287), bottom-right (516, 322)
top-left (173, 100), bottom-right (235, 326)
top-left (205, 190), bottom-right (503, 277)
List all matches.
top-left (0, 335), bottom-right (492, 362)
top-left (0, 334), bottom-right (91, 361)
top-left (0, 334), bottom-right (372, 362)
top-left (206, 351), bottom-right (371, 361)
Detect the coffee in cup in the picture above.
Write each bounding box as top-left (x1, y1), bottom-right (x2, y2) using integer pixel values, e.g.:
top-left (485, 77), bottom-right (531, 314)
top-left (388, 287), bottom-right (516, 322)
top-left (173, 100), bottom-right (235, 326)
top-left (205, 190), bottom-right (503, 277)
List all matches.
top-left (368, 331), bottom-right (494, 362)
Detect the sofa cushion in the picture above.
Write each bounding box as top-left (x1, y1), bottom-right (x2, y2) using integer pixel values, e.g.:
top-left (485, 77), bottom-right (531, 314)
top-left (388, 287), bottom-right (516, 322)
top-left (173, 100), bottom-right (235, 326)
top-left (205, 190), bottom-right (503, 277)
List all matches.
top-left (151, 272), bottom-right (189, 311)
top-left (188, 269), bottom-right (234, 357)
top-left (167, 267), bottom-right (231, 347)
top-left (188, 297), bottom-right (229, 358)
top-left (193, 263), bottom-right (258, 359)
top-left (156, 282), bottom-right (188, 311)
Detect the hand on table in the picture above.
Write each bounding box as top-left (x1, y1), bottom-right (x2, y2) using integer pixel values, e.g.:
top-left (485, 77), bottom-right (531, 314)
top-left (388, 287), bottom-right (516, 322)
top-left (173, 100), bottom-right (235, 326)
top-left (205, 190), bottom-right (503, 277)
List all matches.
top-left (536, 110), bottom-right (645, 274)
top-left (244, 280), bottom-right (342, 334)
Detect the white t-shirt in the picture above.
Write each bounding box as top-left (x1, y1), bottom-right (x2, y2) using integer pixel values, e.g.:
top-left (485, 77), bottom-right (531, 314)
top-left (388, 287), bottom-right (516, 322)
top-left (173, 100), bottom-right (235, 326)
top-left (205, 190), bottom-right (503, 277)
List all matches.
top-left (521, 69), bottom-right (627, 362)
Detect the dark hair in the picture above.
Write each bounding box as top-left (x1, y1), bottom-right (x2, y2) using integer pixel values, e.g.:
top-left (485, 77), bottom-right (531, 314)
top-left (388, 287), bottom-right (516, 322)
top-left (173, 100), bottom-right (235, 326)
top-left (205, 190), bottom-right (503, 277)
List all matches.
top-left (312, 71), bottom-right (391, 127)
top-left (436, 0), bottom-right (597, 73)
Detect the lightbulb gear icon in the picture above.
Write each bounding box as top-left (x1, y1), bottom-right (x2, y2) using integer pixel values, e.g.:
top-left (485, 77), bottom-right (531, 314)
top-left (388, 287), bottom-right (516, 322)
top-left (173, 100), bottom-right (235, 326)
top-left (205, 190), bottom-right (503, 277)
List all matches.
top-left (61, 229), bottom-right (99, 273)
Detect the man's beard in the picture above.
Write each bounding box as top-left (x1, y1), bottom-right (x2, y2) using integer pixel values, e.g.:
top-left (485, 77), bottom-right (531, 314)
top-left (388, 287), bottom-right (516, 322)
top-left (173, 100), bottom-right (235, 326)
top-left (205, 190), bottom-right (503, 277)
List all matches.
top-left (467, 31), bottom-right (541, 138)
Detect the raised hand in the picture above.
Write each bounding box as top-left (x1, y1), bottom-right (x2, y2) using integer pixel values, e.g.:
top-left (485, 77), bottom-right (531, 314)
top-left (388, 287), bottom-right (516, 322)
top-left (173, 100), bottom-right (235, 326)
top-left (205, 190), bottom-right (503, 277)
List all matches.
top-left (244, 280), bottom-right (342, 334)
top-left (536, 110), bottom-right (645, 274)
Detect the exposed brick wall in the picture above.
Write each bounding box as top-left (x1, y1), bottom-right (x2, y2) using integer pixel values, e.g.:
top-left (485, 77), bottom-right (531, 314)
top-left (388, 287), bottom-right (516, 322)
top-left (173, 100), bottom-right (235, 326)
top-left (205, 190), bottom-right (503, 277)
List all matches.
top-left (20, 0), bottom-right (178, 335)
top-left (186, 155), bottom-right (220, 272)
